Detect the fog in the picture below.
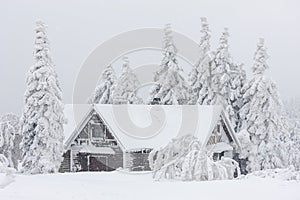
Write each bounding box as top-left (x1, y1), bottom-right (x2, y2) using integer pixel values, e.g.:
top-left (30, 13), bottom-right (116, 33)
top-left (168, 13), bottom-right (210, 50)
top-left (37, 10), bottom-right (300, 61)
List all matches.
top-left (0, 0), bottom-right (299, 114)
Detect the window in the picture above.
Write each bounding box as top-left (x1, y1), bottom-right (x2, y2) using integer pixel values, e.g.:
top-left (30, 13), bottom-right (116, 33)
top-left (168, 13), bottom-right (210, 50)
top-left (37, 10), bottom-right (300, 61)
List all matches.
top-left (78, 126), bottom-right (89, 139)
top-left (213, 152), bottom-right (224, 161)
top-left (78, 139), bottom-right (89, 145)
top-left (91, 123), bottom-right (104, 139)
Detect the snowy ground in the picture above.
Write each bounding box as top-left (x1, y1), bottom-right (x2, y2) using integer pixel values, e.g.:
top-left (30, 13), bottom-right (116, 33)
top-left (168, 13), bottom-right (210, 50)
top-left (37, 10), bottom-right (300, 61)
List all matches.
top-left (1, 171), bottom-right (300, 200)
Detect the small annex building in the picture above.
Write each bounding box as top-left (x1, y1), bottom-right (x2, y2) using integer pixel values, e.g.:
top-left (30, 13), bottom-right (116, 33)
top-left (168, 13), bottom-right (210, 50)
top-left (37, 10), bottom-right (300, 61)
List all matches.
top-left (59, 104), bottom-right (240, 173)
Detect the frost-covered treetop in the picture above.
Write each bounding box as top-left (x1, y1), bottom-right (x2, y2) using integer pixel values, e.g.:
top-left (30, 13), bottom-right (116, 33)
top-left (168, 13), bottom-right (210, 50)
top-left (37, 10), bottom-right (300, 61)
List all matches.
top-left (219, 28), bottom-right (229, 46)
top-left (198, 17), bottom-right (211, 59)
top-left (25, 20), bottom-right (62, 102)
top-left (121, 56), bottom-right (130, 73)
top-left (193, 17), bottom-right (211, 69)
top-left (149, 24), bottom-right (189, 105)
top-left (154, 24), bottom-right (181, 82)
top-left (216, 28), bottom-right (230, 60)
top-left (120, 56), bottom-right (139, 80)
top-left (120, 56), bottom-right (140, 90)
top-left (33, 20), bottom-right (52, 66)
top-left (163, 23), bottom-right (178, 55)
top-left (87, 64), bottom-right (116, 104)
top-left (101, 65), bottom-right (115, 82)
top-left (162, 24), bottom-right (180, 72)
top-left (112, 56), bottom-right (143, 104)
top-left (252, 38), bottom-right (269, 75)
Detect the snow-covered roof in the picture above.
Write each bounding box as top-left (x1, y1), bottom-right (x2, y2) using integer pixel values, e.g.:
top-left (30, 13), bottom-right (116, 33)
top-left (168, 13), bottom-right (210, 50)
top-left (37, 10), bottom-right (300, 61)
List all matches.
top-left (63, 104), bottom-right (238, 151)
top-left (79, 145), bottom-right (115, 155)
top-left (63, 104), bottom-right (91, 144)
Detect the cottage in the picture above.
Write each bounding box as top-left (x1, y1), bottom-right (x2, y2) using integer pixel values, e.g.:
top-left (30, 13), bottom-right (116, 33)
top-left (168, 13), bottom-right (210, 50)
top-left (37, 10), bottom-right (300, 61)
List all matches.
top-left (59, 104), bottom-right (240, 173)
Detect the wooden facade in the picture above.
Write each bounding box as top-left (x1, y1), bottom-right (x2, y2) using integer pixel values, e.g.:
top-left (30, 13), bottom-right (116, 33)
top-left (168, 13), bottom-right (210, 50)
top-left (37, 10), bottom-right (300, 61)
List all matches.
top-left (59, 150), bottom-right (71, 173)
top-left (207, 117), bottom-right (235, 161)
top-left (125, 149), bottom-right (152, 171)
top-left (60, 113), bottom-right (123, 172)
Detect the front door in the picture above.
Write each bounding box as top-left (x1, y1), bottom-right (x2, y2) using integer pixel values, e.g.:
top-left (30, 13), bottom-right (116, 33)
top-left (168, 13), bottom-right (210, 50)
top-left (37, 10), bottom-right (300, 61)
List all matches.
top-left (89, 156), bottom-right (108, 171)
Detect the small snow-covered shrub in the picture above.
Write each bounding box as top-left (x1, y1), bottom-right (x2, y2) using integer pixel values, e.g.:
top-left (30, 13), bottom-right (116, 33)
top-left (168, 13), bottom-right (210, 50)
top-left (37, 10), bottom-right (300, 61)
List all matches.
top-left (149, 135), bottom-right (240, 181)
top-left (180, 150), bottom-right (240, 181)
top-left (0, 154), bottom-right (9, 172)
top-left (0, 154), bottom-right (16, 189)
top-left (0, 121), bottom-right (17, 168)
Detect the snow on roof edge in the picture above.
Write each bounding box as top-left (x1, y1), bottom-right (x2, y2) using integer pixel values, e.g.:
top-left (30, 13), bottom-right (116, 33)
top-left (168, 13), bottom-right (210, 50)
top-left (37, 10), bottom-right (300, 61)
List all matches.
top-left (63, 104), bottom-right (232, 150)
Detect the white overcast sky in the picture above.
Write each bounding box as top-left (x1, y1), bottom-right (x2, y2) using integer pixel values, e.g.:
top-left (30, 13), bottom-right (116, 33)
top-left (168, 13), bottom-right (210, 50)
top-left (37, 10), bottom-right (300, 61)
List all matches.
top-left (0, 0), bottom-right (299, 114)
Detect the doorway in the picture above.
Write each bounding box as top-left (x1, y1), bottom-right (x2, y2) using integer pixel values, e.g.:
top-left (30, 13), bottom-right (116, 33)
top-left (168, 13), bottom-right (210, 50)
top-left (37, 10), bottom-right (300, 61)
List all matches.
top-left (89, 156), bottom-right (108, 171)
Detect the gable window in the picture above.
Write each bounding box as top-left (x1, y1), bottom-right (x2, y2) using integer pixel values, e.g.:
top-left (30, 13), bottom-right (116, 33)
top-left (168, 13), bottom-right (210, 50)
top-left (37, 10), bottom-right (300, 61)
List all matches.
top-left (91, 122), bottom-right (104, 140)
top-left (78, 126), bottom-right (89, 139)
top-left (78, 139), bottom-right (89, 145)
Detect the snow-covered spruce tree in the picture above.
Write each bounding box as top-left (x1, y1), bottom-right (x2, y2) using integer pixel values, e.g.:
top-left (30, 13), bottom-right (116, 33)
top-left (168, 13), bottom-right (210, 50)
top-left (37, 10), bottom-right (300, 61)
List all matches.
top-left (227, 63), bottom-right (247, 132)
top-left (196, 58), bottom-right (218, 105)
top-left (200, 28), bottom-right (246, 132)
top-left (19, 21), bottom-right (65, 174)
top-left (196, 28), bottom-right (232, 106)
top-left (149, 135), bottom-right (240, 181)
top-left (148, 24), bottom-right (189, 105)
top-left (239, 38), bottom-right (288, 172)
top-left (188, 17), bottom-right (212, 104)
top-left (87, 65), bottom-right (116, 104)
top-left (112, 57), bottom-right (143, 104)
top-left (211, 28), bottom-right (233, 107)
top-left (283, 99), bottom-right (300, 170)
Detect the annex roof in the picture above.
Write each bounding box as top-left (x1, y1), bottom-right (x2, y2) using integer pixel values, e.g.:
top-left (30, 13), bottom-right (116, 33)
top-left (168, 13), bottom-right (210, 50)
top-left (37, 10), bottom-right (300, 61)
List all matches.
top-left (79, 145), bottom-right (115, 155)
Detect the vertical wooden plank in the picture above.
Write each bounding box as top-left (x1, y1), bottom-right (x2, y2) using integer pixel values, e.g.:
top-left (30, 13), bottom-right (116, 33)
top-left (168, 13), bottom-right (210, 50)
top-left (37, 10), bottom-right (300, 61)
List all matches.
top-left (70, 148), bottom-right (73, 172)
top-left (87, 155), bottom-right (90, 171)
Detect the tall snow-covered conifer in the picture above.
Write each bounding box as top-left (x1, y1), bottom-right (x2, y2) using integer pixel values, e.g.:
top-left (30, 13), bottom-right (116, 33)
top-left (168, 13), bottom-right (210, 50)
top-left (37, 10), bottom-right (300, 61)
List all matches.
top-left (19, 21), bottom-right (65, 174)
top-left (197, 28), bottom-right (233, 106)
top-left (112, 57), bottom-right (143, 104)
top-left (211, 28), bottom-right (232, 107)
top-left (240, 38), bottom-right (287, 172)
top-left (148, 24), bottom-right (189, 105)
top-left (188, 17), bottom-right (214, 105)
top-left (203, 28), bottom-right (246, 132)
top-left (87, 65), bottom-right (116, 104)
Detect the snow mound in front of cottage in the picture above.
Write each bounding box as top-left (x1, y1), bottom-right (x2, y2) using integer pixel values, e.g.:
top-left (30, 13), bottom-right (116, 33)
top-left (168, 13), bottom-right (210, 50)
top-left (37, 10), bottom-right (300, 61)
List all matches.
top-left (0, 171), bottom-right (300, 200)
top-left (239, 166), bottom-right (300, 181)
